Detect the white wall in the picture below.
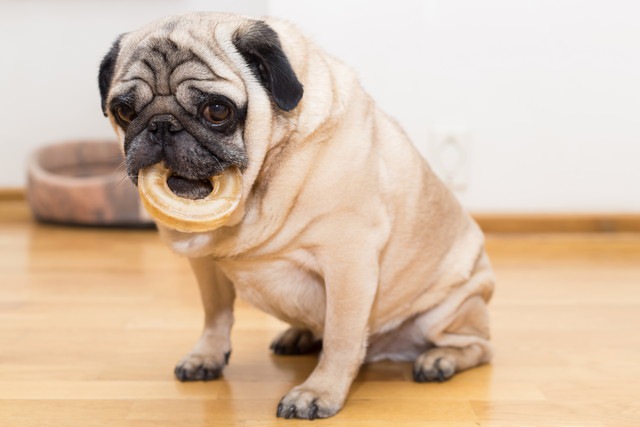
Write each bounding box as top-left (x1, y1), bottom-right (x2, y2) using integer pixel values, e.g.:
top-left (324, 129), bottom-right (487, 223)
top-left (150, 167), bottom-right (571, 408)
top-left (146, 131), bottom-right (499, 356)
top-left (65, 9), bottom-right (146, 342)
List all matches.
top-left (2, 0), bottom-right (639, 213)
top-left (269, 0), bottom-right (640, 213)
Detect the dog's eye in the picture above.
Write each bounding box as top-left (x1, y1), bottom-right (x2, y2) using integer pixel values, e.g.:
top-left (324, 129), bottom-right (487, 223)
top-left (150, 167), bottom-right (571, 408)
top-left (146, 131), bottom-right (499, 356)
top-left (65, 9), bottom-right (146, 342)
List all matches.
top-left (115, 105), bottom-right (137, 124)
top-left (203, 103), bottom-right (231, 125)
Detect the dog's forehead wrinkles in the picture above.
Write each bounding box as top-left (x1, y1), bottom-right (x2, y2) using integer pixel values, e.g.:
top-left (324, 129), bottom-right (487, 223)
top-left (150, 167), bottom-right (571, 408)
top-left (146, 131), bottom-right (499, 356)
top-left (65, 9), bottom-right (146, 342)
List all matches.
top-left (128, 38), bottom-right (199, 95)
top-left (169, 60), bottom-right (217, 93)
top-left (183, 32), bottom-right (240, 84)
top-left (117, 31), bottom-right (243, 104)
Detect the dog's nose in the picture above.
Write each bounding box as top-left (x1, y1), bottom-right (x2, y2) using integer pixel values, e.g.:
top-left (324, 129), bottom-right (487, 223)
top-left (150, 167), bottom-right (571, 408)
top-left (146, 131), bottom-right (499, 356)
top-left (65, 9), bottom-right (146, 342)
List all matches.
top-left (148, 114), bottom-right (183, 133)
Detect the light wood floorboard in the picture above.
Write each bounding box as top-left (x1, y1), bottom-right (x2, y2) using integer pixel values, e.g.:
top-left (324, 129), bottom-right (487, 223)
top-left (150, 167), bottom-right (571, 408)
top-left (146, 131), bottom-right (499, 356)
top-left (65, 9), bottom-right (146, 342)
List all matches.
top-left (1, 200), bottom-right (639, 426)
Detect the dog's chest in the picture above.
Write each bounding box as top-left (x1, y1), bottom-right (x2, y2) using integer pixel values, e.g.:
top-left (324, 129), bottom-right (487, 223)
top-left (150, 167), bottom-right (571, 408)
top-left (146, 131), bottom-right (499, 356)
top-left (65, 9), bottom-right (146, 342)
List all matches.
top-left (218, 250), bottom-right (327, 333)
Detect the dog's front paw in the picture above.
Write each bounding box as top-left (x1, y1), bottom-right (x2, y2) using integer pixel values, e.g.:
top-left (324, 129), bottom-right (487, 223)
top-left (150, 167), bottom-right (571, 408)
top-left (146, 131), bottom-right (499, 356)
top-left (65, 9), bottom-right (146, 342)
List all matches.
top-left (270, 327), bottom-right (322, 355)
top-left (174, 351), bottom-right (230, 382)
top-left (276, 385), bottom-right (343, 420)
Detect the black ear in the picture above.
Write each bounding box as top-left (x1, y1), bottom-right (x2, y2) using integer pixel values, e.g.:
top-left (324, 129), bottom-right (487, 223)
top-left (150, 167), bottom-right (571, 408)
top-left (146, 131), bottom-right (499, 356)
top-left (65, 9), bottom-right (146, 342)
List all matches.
top-left (98, 34), bottom-right (124, 116)
top-left (233, 21), bottom-right (303, 112)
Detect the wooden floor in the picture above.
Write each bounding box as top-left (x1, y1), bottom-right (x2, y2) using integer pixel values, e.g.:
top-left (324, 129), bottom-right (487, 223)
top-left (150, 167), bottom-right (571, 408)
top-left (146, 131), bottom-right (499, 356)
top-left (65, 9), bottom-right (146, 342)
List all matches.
top-left (1, 199), bottom-right (640, 426)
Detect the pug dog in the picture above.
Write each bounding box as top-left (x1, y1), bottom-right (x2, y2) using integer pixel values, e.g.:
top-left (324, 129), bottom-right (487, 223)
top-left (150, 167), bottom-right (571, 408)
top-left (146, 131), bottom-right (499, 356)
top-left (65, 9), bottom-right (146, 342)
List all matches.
top-left (99, 12), bottom-right (495, 420)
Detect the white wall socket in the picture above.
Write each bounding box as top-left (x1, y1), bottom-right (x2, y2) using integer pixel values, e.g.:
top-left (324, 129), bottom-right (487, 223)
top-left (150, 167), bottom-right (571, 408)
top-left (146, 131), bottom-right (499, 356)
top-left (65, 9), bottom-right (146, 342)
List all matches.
top-left (427, 128), bottom-right (470, 192)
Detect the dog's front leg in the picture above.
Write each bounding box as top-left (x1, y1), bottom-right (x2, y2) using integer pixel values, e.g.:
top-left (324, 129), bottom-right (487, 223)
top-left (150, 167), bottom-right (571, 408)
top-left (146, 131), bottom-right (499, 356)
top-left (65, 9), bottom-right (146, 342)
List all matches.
top-left (174, 257), bottom-right (235, 381)
top-left (277, 251), bottom-right (378, 419)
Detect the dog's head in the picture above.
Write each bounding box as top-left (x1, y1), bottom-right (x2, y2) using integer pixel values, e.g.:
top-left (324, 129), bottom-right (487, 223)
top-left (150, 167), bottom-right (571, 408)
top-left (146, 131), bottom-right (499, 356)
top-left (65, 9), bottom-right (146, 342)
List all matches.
top-left (98, 14), bottom-right (303, 199)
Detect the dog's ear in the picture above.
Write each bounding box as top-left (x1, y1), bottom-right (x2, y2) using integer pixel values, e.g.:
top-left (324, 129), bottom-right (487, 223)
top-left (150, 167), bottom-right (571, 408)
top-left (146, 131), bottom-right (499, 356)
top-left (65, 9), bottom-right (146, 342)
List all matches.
top-left (233, 21), bottom-right (303, 112)
top-left (98, 34), bottom-right (125, 116)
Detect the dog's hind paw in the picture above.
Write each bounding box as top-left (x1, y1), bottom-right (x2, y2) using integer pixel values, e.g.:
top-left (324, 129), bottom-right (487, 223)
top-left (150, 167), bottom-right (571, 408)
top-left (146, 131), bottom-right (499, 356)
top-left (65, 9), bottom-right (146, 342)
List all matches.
top-left (270, 327), bottom-right (322, 355)
top-left (413, 350), bottom-right (457, 383)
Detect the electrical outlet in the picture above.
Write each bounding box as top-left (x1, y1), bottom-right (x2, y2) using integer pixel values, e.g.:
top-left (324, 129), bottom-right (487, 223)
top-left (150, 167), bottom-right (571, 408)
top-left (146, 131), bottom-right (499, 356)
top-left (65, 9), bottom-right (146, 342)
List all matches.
top-left (428, 128), bottom-right (470, 191)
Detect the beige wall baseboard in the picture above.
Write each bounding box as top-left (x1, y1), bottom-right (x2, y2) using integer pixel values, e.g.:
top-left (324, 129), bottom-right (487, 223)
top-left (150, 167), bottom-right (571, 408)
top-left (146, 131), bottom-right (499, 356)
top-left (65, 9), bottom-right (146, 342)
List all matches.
top-left (474, 213), bottom-right (640, 233)
top-left (0, 188), bottom-right (26, 200)
top-left (2, 188), bottom-right (639, 233)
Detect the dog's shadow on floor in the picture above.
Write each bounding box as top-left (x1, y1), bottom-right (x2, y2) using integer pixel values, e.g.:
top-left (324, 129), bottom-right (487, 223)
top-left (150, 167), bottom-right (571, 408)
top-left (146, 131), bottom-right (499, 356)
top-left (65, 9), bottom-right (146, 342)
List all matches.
top-left (357, 361), bottom-right (413, 382)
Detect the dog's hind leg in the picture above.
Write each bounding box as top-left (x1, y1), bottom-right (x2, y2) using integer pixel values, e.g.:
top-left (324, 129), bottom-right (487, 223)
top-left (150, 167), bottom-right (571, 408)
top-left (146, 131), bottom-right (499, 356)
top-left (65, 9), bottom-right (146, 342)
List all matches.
top-left (174, 257), bottom-right (235, 381)
top-left (413, 252), bottom-right (494, 382)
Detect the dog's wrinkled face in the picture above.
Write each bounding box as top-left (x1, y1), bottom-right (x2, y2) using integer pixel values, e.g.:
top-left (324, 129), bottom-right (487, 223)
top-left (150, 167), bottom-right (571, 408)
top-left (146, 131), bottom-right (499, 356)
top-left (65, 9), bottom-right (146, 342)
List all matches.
top-left (99, 17), bottom-right (303, 199)
top-left (108, 37), bottom-right (249, 199)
